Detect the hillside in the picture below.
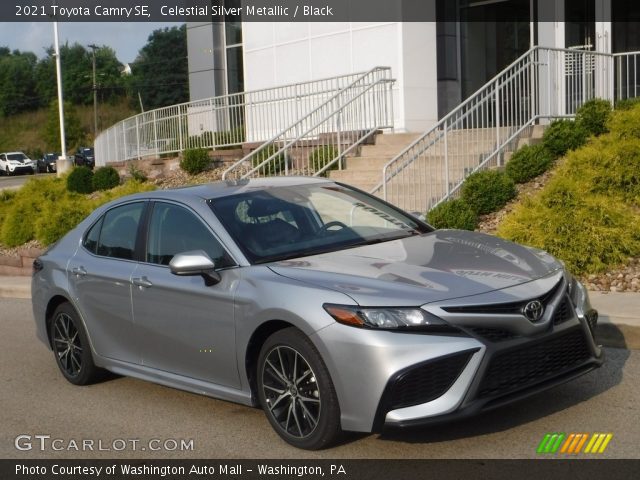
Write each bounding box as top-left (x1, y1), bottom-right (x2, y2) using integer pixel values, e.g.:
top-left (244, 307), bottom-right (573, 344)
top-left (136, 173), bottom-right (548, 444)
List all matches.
top-left (0, 100), bottom-right (136, 157)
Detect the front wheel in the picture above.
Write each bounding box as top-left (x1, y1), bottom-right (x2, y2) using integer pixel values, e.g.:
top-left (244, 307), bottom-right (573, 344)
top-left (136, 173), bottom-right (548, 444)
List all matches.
top-left (257, 328), bottom-right (342, 450)
top-left (50, 303), bottom-right (102, 385)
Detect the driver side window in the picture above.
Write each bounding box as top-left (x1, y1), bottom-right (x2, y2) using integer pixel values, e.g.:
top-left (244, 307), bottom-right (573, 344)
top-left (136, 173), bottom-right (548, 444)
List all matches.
top-left (146, 202), bottom-right (234, 268)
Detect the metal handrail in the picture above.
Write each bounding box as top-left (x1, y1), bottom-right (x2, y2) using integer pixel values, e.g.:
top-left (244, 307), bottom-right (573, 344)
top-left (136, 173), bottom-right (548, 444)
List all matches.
top-left (222, 67), bottom-right (394, 180)
top-left (375, 46), bottom-right (635, 213)
top-left (94, 69), bottom-right (382, 166)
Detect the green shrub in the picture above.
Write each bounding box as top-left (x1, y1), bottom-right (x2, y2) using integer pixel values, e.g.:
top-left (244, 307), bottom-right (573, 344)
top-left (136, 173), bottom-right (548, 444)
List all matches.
top-left (251, 144), bottom-right (286, 176)
top-left (180, 148), bottom-right (210, 175)
top-left (461, 169), bottom-right (517, 215)
top-left (92, 166), bottom-right (120, 191)
top-left (127, 163), bottom-right (147, 182)
top-left (67, 166), bottom-right (95, 194)
top-left (427, 199), bottom-right (478, 231)
top-left (606, 102), bottom-right (640, 139)
top-left (506, 144), bottom-right (554, 184)
top-left (614, 97), bottom-right (640, 111)
top-left (542, 119), bottom-right (588, 158)
top-left (576, 99), bottom-right (612, 137)
top-left (309, 145), bottom-right (340, 176)
top-left (497, 176), bottom-right (640, 275)
top-left (35, 195), bottom-right (94, 246)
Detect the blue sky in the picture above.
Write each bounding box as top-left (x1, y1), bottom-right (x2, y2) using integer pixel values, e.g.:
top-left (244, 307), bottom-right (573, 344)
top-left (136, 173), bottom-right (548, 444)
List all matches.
top-left (0, 22), bottom-right (179, 63)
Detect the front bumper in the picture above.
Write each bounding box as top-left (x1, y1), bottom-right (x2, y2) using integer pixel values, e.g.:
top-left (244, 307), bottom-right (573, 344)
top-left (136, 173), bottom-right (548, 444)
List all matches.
top-left (312, 274), bottom-right (603, 433)
top-left (8, 164), bottom-right (34, 173)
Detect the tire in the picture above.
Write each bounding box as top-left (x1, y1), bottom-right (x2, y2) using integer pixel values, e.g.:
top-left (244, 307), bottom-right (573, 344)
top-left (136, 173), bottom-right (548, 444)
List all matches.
top-left (49, 303), bottom-right (102, 385)
top-left (257, 327), bottom-right (342, 450)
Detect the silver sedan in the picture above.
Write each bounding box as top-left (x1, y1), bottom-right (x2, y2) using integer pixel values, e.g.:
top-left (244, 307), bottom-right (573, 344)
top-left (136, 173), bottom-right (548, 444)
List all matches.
top-left (31, 177), bottom-right (603, 449)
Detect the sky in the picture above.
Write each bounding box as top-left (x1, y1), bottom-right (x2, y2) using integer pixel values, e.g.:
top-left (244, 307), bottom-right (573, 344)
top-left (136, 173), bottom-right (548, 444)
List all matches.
top-left (0, 22), bottom-right (180, 63)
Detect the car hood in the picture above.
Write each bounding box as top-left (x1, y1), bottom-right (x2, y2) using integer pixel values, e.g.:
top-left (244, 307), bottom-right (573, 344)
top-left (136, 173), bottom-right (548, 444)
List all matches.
top-left (269, 230), bottom-right (562, 306)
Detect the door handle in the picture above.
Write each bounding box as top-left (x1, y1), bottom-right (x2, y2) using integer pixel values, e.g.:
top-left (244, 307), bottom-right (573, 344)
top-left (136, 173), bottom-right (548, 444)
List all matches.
top-left (71, 266), bottom-right (87, 277)
top-left (132, 276), bottom-right (153, 288)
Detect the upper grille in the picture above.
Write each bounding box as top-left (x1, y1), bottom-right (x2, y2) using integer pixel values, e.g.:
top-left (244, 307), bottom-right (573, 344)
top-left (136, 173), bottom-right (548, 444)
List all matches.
top-left (442, 280), bottom-right (564, 316)
top-left (477, 327), bottom-right (591, 398)
top-left (389, 351), bottom-right (475, 410)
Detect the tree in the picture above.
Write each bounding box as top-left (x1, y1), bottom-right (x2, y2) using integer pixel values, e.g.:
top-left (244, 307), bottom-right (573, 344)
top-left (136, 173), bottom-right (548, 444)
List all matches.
top-left (0, 50), bottom-right (38, 116)
top-left (44, 100), bottom-right (86, 152)
top-left (129, 25), bottom-right (188, 111)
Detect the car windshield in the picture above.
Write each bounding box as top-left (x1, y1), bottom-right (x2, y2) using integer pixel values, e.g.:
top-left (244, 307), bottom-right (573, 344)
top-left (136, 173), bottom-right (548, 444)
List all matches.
top-left (83, 148), bottom-right (94, 155)
top-left (209, 183), bottom-right (432, 264)
top-left (7, 153), bottom-right (28, 161)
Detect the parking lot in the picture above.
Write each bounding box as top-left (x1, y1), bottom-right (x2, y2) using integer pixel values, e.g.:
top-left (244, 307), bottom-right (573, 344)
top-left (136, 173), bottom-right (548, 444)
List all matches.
top-left (1, 297), bottom-right (638, 459)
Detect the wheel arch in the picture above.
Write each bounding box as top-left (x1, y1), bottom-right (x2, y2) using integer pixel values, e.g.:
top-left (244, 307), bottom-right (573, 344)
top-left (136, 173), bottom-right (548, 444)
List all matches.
top-left (245, 320), bottom-right (298, 403)
top-left (44, 294), bottom-right (73, 349)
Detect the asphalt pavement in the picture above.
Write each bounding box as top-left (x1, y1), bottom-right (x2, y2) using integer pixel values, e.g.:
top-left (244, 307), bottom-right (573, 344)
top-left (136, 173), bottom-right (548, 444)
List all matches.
top-left (0, 172), bottom-right (54, 191)
top-left (1, 298), bottom-right (638, 459)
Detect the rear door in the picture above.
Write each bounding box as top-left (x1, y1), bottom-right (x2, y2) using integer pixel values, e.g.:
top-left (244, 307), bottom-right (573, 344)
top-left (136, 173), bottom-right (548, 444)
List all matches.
top-left (69, 201), bottom-right (146, 364)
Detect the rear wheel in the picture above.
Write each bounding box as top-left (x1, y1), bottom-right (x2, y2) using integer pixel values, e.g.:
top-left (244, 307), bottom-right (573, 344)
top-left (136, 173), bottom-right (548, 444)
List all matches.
top-left (50, 303), bottom-right (102, 385)
top-left (257, 328), bottom-right (342, 450)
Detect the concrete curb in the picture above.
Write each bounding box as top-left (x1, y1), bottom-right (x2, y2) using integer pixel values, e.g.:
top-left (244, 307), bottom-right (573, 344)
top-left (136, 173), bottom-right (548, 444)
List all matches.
top-left (1, 278), bottom-right (638, 348)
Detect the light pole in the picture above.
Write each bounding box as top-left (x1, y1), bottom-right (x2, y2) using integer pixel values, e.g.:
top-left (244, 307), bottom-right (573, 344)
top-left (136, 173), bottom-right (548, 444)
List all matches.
top-left (88, 43), bottom-right (98, 139)
top-left (53, 19), bottom-right (70, 176)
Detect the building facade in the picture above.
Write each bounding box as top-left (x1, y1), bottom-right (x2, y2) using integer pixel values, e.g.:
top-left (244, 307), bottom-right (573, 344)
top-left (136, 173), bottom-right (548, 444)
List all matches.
top-left (187, 0), bottom-right (640, 133)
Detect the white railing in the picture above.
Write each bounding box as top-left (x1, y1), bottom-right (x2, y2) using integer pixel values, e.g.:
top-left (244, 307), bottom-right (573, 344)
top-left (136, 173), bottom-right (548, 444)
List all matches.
top-left (376, 46), bottom-right (640, 213)
top-left (222, 67), bottom-right (394, 180)
top-left (94, 70), bottom-right (382, 166)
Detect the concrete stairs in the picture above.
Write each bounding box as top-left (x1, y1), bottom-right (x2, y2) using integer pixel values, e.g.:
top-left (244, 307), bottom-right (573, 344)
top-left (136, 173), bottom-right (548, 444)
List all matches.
top-left (329, 133), bottom-right (421, 192)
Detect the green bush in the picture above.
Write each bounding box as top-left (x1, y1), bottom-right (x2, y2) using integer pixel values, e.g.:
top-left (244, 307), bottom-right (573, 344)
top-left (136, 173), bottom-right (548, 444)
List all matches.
top-left (542, 119), bottom-right (588, 158)
top-left (127, 163), bottom-right (147, 182)
top-left (251, 144), bottom-right (286, 176)
top-left (180, 148), bottom-right (210, 175)
top-left (576, 98), bottom-right (612, 137)
top-left (506, 144), bottom-right (554, 184)
top-left (461, 169), bottom-right (517, 215)
top-left (92, 166), bottom-right (120, 191)
top-left (309, 145), bottom-right (340, 176)
top-left (427, 199), bottom-right (478, 231)
top-left (614, 97), bottom-right (640, 111)
top-left (497, 176), bottom-right (640, 275)
top-left (35, 195), bottom-right (94, 246)
top-left (67, 166), bottom-right (95, 194)
top-left (606, 102), bottom-right (640, 139)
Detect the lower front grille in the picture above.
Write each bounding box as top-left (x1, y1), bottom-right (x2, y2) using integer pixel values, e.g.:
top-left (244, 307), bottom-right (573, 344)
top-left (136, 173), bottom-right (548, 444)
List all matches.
top-left (389, 351), bottom-right (474, 410)
top-left (477, 327), bottom-right (591, 398)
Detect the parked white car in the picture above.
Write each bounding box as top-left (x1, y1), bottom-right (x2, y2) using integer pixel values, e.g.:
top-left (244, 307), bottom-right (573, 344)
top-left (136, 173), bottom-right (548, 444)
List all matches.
top-left (0, 152), bottom-right (36, 175)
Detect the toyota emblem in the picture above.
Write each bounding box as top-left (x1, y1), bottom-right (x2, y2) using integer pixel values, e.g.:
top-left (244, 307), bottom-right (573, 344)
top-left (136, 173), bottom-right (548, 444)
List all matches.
top-left (523, 300), bottom-right (544, 322)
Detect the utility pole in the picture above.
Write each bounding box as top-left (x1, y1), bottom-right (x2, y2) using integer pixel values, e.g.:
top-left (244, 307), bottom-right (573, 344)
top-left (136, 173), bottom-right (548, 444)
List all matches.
top-left (53, 18), bottom-right (70, 176)
top-left (88, 44), bottom-right (99, 139)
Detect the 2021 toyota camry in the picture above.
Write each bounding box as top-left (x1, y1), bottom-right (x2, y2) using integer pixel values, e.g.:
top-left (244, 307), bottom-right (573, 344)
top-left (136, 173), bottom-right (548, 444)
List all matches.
top-left (31, 177), bottom-right (603, 449)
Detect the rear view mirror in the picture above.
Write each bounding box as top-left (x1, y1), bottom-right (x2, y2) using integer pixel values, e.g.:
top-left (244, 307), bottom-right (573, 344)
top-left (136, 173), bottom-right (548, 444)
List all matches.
top-left (169, 250), bottom-right (221, 286)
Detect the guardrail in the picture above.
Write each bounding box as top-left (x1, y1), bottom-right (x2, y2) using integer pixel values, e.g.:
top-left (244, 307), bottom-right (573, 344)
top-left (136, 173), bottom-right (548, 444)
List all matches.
top-left (222, 67), bottom-right (394, 180)
top-left (94, 70), bottom-right (382, 166)
top-left (375, 47), bottom-right (639, 213)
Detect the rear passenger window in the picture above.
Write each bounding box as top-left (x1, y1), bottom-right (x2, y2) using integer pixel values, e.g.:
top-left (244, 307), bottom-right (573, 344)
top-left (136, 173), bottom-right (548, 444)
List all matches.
top-left (82, 218), bottom-right (103, 254)
top-left (95, 203), bottom-right (144, 260)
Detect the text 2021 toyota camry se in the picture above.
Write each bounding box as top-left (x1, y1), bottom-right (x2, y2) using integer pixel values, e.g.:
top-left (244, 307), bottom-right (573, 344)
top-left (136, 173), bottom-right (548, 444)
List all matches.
top-left (31, 177), bottom-right (603, 449)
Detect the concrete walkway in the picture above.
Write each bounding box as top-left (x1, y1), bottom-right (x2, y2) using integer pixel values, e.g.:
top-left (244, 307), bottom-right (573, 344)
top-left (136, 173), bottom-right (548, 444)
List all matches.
top-left (1, 276), bottom-right (638, 348)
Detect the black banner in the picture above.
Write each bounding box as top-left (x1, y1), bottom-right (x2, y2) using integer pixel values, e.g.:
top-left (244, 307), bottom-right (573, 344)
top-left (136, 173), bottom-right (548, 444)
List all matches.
top-left (3, 460), bottom-right (640, 480)
top-left (2, 0), bottom-right (639, 23)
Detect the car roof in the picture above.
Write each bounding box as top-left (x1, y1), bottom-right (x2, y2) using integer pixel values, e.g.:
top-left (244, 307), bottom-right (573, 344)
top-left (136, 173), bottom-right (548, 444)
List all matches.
top-left (119, 176), bottom-right (335, 203)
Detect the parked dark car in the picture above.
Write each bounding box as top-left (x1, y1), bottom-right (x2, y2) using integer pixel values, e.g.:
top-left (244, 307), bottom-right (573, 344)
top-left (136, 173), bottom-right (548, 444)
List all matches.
top-left (74, 147), bottom-right (95, 169)
top-left (37, 153), bottom-right (59, 173)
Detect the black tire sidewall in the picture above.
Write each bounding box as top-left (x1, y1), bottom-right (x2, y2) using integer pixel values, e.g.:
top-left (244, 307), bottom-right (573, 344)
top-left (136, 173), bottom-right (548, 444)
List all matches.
top-left (257, 327), bottom-right (341, 450)
top-left (50, 303), bottom-right (99, 386)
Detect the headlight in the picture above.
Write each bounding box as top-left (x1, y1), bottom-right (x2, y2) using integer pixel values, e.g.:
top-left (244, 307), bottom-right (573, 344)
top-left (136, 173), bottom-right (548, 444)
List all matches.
top-left (323, 304), bottom-right (459, 332)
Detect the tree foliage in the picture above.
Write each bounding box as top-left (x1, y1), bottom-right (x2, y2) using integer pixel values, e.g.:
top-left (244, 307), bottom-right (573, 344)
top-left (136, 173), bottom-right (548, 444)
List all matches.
top-left (128, 25), bottom-right (189, 111)
top-left (45, 100), bottom-right (86, 151)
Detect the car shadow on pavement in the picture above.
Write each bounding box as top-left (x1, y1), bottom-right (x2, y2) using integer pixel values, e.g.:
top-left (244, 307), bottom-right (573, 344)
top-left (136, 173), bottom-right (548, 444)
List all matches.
top-left (376, 328), bottom-right (631, 445)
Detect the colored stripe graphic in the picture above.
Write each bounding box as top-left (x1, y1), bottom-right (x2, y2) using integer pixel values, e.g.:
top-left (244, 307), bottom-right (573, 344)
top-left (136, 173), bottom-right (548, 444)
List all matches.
top-left (538, 433), bottom-right (613, 455)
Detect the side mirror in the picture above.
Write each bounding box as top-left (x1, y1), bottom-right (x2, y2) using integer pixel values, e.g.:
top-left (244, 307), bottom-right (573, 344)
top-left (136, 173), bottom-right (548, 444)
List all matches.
top-left (169, 250), bottom-right (221, 286)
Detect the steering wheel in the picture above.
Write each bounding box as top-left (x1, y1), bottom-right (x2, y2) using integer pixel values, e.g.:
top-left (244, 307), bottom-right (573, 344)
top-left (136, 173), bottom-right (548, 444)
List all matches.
top-left (318, 221), bottom-right (349, 235)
